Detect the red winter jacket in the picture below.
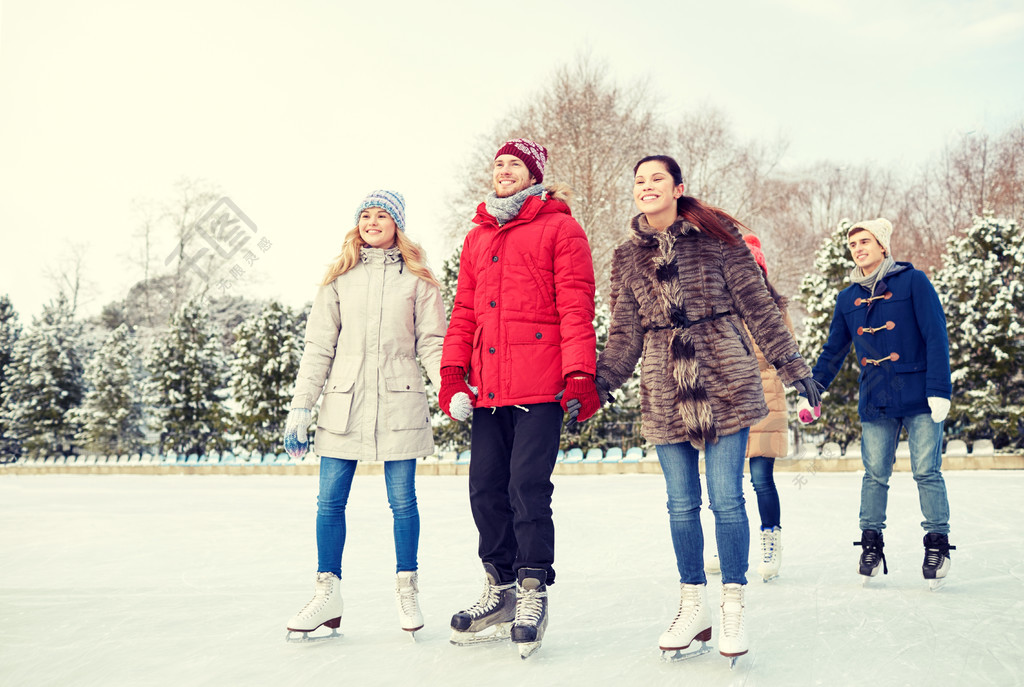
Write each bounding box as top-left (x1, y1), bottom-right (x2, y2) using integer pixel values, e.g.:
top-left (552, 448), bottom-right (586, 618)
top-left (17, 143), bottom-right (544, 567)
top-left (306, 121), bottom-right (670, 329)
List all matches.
top-left (441, 186), bottom-right (597, 407)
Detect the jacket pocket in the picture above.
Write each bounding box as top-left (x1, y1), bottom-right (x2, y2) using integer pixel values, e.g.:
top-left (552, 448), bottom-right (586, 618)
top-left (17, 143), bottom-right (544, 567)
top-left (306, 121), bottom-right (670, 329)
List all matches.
top-left (319, 357), bottom-right (359, 434)
top-left (507, 320), bottom-right (562, 398)
top-left (523, 253), bottom-right (555, 304)
top-left (319, 391), bottom-right (355, 434)
top-left (384, 358), bottom-right (430, 430)
top-left (892, 359), bottom-right (927, 408)
top-left (728, 321), bottom-right (751, 357)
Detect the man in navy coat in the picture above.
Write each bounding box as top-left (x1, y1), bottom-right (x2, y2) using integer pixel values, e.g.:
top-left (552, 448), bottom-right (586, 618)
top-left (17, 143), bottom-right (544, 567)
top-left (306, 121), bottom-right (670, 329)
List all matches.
top-left (807, 218), bottom-right (955, 588)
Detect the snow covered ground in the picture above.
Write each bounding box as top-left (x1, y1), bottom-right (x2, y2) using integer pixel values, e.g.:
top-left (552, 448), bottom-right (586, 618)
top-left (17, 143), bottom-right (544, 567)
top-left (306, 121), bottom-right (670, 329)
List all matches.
top-left (2, 470), bottom-right (1022, 687)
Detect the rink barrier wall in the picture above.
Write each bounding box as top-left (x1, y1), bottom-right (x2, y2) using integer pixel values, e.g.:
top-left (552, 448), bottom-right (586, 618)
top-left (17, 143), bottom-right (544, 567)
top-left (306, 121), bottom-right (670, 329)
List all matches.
top-left (2, 439), bottom-right (1022, 476)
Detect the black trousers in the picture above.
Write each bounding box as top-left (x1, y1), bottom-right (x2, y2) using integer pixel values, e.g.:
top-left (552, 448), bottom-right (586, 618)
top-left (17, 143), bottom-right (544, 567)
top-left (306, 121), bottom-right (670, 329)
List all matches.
top-left (468, 402), bottom-right (562, 585)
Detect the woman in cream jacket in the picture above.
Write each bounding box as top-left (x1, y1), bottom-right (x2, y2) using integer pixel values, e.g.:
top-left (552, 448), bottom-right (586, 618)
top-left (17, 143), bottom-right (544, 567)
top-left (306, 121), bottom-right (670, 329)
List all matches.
top-left (282, 190), bottom-right (446, 641)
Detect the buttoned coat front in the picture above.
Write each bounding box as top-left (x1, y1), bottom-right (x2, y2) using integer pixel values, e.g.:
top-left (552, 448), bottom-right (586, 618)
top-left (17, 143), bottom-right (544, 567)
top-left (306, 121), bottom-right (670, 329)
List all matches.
top-left (291, 247), bottom-right (446, 461)
top-left (440, 187), bottom-right (597, 407)
top-left (811, 262), bottom-right (951, 421)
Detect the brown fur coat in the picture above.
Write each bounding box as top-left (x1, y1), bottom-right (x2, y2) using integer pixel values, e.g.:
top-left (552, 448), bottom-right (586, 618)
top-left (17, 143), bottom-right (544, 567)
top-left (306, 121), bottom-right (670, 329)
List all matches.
top-left (596, 214), bottom-right (811, 447)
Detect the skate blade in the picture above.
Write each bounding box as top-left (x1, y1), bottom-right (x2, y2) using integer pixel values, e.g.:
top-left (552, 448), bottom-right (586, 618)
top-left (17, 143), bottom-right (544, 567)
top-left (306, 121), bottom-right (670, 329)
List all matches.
top-left (518, 641), bottom-right (542, 660)
top-left (760, 573), bottom-right (779, 583)
top-left (661, 642), bottom-right (712, 662)
top-left (927, 578), bottom-right (946, 591)
top-left (721, 648), bottom-right (747, 670)
top-left (450, 622), bottom-right (511, 646)
top-left (859, 568), bottom-right (882, 586)
top-left (285, 628), bottom-right (342, 643)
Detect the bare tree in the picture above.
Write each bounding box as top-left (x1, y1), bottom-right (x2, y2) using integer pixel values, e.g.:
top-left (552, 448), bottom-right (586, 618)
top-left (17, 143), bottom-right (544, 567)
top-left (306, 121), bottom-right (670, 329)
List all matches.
top-left (162, 177), bottom-right (222, 310)
top-left (899, 123), bottom-right (1024, 272)
top-left (130, 198), bottom-right (160, 327)
top-left (673, 104), bottom-right (789, 220)
top-left (991, 122), bottom-right (1024, 222)
top-left (42, 242), bottom-right (93, 317)
top-left (445, 53), bottom-right (668, 299)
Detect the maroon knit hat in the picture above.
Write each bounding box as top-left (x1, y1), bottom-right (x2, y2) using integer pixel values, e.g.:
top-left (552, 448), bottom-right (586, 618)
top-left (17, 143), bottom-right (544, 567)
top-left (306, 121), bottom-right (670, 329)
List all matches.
top-left (494, 138), bottom-right (548, 183)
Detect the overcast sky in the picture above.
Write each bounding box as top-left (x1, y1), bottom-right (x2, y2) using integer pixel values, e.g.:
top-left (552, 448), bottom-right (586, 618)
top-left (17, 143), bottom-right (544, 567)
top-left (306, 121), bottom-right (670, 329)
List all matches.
top-left (1, 0), bottom-right (1022, 324)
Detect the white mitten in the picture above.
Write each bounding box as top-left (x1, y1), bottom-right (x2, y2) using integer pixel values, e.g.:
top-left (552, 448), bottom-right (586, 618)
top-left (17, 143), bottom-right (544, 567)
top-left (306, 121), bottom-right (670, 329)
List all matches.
top-left (448, 386), bottom-right (478, 422)
top-left (927, 397), bottom-right (950, 423)
top-left (797, 396), bottom-right (821, 424)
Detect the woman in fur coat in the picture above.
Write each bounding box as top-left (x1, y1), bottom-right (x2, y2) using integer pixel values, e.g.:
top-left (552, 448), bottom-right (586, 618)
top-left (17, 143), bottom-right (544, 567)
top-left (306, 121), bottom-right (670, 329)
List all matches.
top-left (281, 190), bottom-right (446, 642)
top-left (594, 156), bottom-right (820, 665)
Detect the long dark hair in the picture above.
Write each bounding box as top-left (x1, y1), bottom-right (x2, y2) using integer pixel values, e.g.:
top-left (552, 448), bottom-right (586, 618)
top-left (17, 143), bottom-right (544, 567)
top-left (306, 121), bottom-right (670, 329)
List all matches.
top-left (633, 155), bottom-right (743, 246)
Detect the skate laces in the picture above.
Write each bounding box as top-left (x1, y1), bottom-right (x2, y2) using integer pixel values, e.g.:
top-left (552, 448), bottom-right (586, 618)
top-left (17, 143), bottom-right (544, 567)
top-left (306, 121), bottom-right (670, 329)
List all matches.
top-left (923, 539), bottom-right (954, 568)
top-left (464, 578), bottom-right (511, 618)
top-left (760, 530), bottom-right (776, 563)
top-left (720, 586), bottom-right (745, 638)
top-left (396, 574), bottom-right (420, 617)
top-left (855, 535), bottom-right (888, 574)
top-left (666, 585), bottom-right (702, 635)
top-left (514, 584), bottom-right (546, 625)
top-left (297, 573), bottom-right (335, 619)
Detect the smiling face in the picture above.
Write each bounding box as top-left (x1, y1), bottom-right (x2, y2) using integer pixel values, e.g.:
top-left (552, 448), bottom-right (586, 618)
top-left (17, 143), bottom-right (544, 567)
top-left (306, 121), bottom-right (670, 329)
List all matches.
top-left (358, 207), bottom-right (398, 249)
top-left (492, 154), bottom-right (536, 198)
top-left (633, 160), bottom-right (684, 229)
top-left (848, 229), bottom-right (886, 274)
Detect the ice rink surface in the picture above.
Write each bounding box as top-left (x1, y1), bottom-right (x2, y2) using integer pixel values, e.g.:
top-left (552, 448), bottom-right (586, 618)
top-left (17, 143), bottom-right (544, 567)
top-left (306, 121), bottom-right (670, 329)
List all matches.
top-left (2, 469), bottom-right (1022, 687)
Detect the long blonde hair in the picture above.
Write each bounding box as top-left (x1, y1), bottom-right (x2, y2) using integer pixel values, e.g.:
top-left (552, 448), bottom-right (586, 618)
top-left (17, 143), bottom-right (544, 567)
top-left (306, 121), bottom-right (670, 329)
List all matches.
top-left (321, 226), bottom-right (440, 288)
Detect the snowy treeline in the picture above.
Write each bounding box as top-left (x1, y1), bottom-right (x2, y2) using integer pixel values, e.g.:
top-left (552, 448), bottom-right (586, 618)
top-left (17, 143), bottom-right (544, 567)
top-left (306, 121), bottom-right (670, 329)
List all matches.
top-left (0, 294), bottom-right (304, 459)
top-left (1, 215), bottom-right (1022, 460)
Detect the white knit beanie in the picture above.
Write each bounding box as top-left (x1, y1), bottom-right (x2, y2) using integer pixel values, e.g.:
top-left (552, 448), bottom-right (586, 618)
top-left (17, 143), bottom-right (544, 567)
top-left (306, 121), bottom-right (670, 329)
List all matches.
top-left (848, 218), bottom-right (893, 256)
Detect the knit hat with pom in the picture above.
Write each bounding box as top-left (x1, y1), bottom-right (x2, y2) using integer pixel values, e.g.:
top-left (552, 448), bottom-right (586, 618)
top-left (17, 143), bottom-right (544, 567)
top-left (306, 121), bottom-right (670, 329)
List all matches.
top-left (354, 189), bottom-right (406, 231)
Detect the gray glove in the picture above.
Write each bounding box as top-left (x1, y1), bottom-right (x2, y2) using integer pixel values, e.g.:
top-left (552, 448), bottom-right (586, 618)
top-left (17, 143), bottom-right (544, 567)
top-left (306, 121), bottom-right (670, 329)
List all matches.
top-left (283, 408), bottom-right (312, 459)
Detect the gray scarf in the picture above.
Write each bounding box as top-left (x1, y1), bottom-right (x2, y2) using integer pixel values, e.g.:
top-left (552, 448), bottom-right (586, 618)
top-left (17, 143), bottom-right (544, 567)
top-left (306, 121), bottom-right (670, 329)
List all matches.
top-left (850, 255), bottom-right (896, 295)
top-left (484, 184), bottom-right (545, 226)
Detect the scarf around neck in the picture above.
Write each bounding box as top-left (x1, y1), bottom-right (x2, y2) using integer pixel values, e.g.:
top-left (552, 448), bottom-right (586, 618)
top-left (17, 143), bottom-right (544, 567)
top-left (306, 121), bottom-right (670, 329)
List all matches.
top-left (484, 184), bottom-right (545, 226)
top-left (850, 255), bottom-right (896, 295)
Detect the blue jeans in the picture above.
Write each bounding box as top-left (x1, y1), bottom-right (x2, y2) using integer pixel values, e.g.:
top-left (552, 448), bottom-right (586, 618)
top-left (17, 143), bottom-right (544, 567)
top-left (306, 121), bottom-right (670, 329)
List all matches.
top-left (859, 414), bottom-right (950, 535)
top-left (657, 428), bottom-right (750, 586)
top-left (748, 456), bottom-right (780, 530)
top-left (316, 457), bottom-right (419, 577)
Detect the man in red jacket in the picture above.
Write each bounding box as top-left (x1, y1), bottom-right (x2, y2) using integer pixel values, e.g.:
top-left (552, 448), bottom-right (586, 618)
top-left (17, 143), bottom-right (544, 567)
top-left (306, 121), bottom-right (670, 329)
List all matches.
top-left (439, 138), bottom-right (599, 657)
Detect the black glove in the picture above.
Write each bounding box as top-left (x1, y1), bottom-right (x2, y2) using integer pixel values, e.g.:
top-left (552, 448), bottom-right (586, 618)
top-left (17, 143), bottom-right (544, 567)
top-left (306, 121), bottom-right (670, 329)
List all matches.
top-left (594, 375), bottom-right (612, 405)
top-left (793, 377), bottom-right (824, 408)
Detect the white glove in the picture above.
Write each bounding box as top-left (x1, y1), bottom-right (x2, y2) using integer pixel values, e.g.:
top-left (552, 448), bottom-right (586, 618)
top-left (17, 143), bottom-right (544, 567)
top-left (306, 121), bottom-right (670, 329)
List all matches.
top-left (448, 386), bottom-right (478, 422)
top-left (283, 408), bottom-right (312, 459)
top-left (928, 397), bottom-right (950, 423)
top-left (797, 396), bottom-right (821, 424)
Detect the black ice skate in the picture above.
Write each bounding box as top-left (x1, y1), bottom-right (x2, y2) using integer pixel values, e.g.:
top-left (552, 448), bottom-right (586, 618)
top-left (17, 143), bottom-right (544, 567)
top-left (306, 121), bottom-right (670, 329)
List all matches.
top-left (922, 533), bottom-right (956, 590)
top-left (854, 530), bottom-right (887, 585)
top-left (450, 562), bottom-right (516, 646)
top-left (510, 568), bottom-right (548, 660)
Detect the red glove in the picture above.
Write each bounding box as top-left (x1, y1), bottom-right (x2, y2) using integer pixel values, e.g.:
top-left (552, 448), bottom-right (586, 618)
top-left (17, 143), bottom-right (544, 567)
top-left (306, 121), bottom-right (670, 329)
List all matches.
top-left (558, 374), bottom-right (601, 425)
top-left (439, 367), bottom-right (474, 421)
